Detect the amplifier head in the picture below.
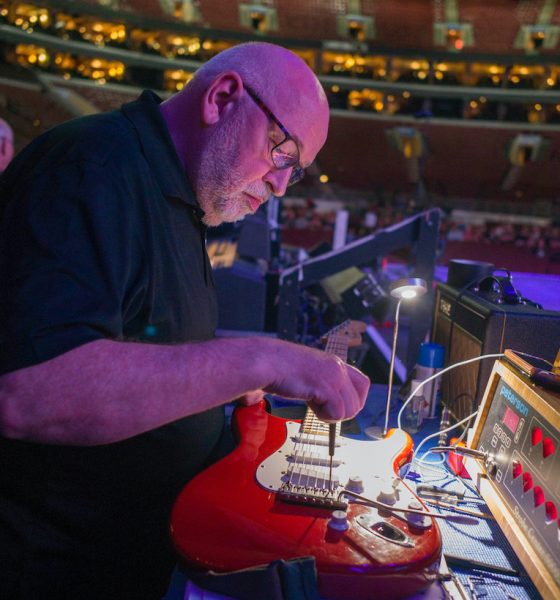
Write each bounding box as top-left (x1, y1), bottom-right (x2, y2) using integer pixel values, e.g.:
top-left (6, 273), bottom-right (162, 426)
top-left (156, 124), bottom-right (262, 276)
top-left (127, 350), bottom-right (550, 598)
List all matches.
top-left (432, 282), bottom-right (560, 423)
top-left (464, 359), bottom-right (560, 599)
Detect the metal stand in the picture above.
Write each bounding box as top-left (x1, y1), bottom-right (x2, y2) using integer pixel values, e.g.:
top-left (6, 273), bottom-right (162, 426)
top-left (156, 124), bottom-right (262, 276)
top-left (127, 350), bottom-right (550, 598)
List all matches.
top-left (277, 209), bottom-right (440, 371)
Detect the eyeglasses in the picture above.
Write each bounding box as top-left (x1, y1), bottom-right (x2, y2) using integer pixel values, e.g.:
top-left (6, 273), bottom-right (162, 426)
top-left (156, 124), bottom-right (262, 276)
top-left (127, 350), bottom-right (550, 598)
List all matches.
top-left (244, 84), bottom-right (305, 186)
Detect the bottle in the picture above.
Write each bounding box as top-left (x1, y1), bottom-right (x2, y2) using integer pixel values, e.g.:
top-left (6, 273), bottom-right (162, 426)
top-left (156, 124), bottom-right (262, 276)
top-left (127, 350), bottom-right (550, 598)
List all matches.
top-left (416, 342), bottom-right (445, 419)
top-left (403, 379), bottom-right (427, 434)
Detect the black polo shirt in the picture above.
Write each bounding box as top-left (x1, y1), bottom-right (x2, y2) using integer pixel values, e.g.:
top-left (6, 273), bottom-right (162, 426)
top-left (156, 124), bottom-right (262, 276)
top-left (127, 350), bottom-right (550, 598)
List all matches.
top-left (0, 91), bottom-right (223, 599)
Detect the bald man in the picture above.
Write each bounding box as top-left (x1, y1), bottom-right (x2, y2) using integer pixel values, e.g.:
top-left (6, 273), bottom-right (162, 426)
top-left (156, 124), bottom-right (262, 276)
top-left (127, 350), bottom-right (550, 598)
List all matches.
top-left (0, 43), bottom-right (369, 599)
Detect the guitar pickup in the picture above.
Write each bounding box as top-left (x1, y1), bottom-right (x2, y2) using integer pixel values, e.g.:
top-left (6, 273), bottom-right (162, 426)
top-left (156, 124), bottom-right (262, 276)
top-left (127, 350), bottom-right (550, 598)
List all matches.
top-left (287, 453), bottom-right (343, 467)
top-left (292, 434), bottom-right (343, 447)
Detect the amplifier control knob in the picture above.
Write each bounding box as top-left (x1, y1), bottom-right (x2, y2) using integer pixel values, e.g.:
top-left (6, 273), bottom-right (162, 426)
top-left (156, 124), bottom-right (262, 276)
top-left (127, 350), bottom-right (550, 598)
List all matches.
top-left (534, 486), bottom-right (545, 508)
top-left (545, 501), bottom-right (557, 523)
top-left (543, 437), bottom-right (555, 459)
top-left (523, 472), bottom-right (533, 493)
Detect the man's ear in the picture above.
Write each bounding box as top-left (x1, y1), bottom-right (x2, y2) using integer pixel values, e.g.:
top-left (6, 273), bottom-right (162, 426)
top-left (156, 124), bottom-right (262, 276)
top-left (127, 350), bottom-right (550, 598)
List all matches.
top-left (201, 71), bottom-right (244, 125)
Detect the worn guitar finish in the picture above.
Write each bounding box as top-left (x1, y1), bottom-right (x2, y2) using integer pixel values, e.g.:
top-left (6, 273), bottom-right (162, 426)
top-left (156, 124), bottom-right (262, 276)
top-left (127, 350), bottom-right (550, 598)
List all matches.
top-left (170, 324), bottom-right (442, 599)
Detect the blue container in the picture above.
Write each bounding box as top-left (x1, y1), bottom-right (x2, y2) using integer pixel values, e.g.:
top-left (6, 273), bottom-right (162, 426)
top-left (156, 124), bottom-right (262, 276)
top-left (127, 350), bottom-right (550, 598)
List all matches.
top-left (418, 343), bottom-right (445, 369)
top-left (416, 343), bottom-right (445, 418)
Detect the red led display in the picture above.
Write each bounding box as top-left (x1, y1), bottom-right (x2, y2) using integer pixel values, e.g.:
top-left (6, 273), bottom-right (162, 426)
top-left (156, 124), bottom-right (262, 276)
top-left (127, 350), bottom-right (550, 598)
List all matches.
top-left (502, 406), bottom-right (520, 434)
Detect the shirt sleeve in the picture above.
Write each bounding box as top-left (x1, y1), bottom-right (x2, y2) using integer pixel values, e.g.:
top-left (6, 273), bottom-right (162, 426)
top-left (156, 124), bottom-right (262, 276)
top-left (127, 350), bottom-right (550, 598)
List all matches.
top-left (0, 157), bottom-right (146, 375)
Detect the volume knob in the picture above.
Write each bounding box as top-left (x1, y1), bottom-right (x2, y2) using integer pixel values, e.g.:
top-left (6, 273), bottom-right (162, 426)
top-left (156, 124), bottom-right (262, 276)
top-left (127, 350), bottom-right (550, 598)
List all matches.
top-left (346, 475), bottom-right (364, 494)
top-left (377, 485), bottom-right (397, 506)
top-left (407, 500), bottom-right (430, 529)
top-left (328, 510), bottom-right (349, 531)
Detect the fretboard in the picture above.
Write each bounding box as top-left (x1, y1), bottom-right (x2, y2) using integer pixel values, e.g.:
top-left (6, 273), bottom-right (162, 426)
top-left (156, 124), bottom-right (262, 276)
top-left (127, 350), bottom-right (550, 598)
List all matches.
top-left (300, 321), bottom-right (351, 437)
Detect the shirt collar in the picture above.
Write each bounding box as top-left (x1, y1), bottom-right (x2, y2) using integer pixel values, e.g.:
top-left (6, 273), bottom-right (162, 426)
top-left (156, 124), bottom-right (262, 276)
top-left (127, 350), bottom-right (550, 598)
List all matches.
top-left (121, 90), bottom-right (200, 211)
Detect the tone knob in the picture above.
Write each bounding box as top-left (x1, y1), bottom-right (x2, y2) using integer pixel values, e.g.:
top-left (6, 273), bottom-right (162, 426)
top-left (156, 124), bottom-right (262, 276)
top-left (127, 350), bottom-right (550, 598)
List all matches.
top-left (346, 475), bottom-right (364, 494)
top-left (407, 500), bottom-right (430, 529)
top-left (328, 510), bottom-right (349, 531)
top-left (377, 485), bottom-right (397, 506)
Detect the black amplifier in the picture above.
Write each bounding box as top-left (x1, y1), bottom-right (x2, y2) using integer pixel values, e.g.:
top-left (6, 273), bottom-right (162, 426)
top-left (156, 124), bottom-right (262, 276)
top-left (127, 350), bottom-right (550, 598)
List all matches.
top-left (432, 282), bottom-right (560, 423)
top-left (465, 359), bottom-right (559, 599)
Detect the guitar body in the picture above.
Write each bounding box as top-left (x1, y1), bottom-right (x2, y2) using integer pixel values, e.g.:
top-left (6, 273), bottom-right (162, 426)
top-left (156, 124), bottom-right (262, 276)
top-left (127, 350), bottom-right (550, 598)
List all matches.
top-left (171, 402), bottom-right (442, 600)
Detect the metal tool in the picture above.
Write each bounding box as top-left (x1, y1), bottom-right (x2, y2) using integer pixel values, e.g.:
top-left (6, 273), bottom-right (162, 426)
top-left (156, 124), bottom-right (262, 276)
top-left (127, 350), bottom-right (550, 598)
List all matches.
top-left (422, 499), bottom-right (494, 520)
top-left (328, 422), bottom-right (336, 491)
top-left (445, 554), bottom-right (519, 576)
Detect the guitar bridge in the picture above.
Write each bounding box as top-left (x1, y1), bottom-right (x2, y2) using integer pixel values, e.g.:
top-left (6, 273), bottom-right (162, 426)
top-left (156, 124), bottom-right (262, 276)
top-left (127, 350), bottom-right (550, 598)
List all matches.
top-left (278, 487), bottom-right (348, 511)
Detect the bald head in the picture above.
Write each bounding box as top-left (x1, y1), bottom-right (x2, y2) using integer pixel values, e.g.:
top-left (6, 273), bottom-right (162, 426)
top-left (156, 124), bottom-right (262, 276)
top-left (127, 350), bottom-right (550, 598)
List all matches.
top-left (191, 43), bottom-right (327, 120)
top-left (160, 42), bottom-right (330, 226)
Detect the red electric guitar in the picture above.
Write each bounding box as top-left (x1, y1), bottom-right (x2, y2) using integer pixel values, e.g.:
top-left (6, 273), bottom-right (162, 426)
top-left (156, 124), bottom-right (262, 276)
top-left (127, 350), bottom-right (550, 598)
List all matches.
top-left (170, 322), bottom-right (442, 599)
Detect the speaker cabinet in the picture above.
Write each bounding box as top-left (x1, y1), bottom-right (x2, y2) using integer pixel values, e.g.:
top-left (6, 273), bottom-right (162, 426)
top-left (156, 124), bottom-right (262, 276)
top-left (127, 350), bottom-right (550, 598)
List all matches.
top-left (432, 282), bottom-right (560, 423)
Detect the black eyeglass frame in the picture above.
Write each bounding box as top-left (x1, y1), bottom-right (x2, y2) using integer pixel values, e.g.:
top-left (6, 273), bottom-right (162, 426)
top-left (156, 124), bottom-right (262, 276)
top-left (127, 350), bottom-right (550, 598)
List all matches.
top-left (244, 84), bottom-right (305, 186)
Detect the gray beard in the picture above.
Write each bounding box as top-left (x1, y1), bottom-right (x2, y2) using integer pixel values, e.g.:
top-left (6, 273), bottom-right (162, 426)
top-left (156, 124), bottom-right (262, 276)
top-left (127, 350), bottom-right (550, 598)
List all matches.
top-left (197, 110), bottom-right (247, 226)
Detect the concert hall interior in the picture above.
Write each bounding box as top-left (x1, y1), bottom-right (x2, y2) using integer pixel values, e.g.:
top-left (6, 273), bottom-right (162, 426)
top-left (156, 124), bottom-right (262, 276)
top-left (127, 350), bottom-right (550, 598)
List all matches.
top-left (1, 2), bottom-right (560, 600)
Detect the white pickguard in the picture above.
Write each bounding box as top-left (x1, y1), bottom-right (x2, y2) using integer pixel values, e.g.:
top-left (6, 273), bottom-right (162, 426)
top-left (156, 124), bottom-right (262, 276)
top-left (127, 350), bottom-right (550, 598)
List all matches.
top-left (256, 421), bottom-right (420, 511)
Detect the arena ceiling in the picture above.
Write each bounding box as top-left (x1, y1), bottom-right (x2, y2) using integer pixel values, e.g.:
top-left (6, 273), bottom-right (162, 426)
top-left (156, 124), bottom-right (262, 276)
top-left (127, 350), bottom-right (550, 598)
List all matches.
top-left (2, 0), bottom-right (560, 207)
top-left (98, 0), bottom-right (560, 205)
top-left (118, 0), bottom-right (560, 56)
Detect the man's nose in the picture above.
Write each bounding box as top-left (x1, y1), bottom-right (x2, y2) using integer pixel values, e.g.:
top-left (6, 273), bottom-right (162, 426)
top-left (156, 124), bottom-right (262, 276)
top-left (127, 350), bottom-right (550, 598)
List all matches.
top-left (264, 167), bottom-right (291, 197)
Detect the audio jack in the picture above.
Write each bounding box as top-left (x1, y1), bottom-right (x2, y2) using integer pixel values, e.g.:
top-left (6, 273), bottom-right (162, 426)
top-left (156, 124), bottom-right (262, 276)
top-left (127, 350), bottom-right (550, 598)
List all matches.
top-left (432, 445), bottom-right (498, 476)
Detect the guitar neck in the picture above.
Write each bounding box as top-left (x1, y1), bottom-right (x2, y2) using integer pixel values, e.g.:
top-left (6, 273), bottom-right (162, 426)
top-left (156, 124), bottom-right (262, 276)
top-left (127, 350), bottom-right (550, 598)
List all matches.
top-left (300, 410), bottom-right (340, 437)
top-left (300, 323), bottom-right (350, 437)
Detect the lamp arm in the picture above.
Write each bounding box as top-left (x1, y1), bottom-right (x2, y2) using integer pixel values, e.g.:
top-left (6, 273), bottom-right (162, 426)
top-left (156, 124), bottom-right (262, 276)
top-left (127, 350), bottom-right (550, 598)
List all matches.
top-left (383, 298), bottom-right (403, 436)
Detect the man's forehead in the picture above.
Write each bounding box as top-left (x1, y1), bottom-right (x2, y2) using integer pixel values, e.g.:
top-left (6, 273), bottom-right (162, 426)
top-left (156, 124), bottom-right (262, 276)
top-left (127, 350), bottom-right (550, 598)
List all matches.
top-left (293, 117), bottom-right (328, 167)
top-left (264, 76), bottom-right (329, 163)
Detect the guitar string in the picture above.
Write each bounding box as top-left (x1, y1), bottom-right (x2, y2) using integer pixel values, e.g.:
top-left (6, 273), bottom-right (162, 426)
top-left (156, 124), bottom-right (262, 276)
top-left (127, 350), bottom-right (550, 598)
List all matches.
top-left (290, 337), bottom-right (337, 492)
top-left (314, 335), bottom-right (345, 493)
top-left (304, 410), bottom-right (322, 492)
top-left (287, 404), bottom-right (317, 489)
top-left (286, 325), bottom-right (349, 495)
top-left (287, 325), bottom-right (349, 492)
top-left (292, 401), bottom-right (321, 490)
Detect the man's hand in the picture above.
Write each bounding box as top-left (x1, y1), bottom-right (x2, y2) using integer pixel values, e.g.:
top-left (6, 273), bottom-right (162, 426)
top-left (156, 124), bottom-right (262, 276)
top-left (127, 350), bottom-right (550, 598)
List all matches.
top-left (0, 336), bottom-right (368, 446)
top-left (261, 340), bottom-right (370, 423)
